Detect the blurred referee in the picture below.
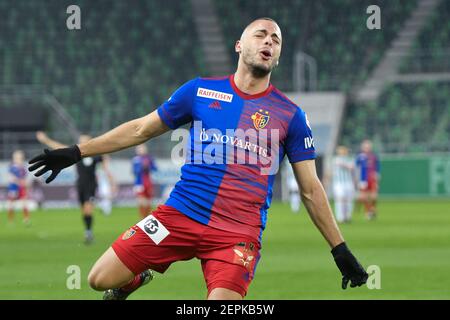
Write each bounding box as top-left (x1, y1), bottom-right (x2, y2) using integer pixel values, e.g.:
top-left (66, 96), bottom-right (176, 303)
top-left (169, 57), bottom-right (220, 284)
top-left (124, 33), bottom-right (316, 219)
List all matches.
top-left (36, 131), bottom-right (114, 244)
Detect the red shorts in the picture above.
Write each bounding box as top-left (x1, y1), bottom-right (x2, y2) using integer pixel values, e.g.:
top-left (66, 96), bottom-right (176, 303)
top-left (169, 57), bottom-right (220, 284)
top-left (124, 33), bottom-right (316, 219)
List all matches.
top-left (133, 185), bottom-right (152, 199)
top-left (360, 177), bottom-right (378, 192)
top-left (112, 205), bottom-right (261, 297)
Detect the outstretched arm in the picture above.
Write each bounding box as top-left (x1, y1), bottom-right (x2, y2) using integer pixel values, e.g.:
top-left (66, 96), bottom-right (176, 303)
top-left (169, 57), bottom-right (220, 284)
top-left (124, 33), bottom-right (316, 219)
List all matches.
top-left (36, 131), bottom-right (68, 149)
top-left (292, 159), bottom-right (368, 289)
top-left (29, 110), bottom-right (170, 183)
top-left (292, 160), bottom-right (343, 248)
top-left (79, 111), bottom-right (169, 157)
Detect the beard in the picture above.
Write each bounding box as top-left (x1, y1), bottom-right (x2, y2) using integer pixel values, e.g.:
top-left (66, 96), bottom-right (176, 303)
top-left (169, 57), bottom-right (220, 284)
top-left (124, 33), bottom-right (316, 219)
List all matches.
top-left (242, 51), bottom-right (278, 78)
top-left (249, 63), bottom-right (272, 78)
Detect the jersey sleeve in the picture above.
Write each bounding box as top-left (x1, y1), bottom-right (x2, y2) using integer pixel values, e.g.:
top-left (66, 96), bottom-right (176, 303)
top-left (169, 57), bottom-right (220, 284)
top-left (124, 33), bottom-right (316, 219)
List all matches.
top-left (157, 78), bottom-right (198, 129)
top-left (285, 108), bottom-right (316, 163)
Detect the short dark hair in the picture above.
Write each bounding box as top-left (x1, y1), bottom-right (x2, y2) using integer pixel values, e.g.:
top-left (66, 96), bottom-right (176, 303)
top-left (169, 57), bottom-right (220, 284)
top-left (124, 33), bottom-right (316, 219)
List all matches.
top-left (246, 17), bottom-right (278, 28)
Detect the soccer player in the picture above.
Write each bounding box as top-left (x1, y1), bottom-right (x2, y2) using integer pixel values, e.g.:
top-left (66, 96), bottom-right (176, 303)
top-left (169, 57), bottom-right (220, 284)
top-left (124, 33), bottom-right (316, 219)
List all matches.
top-left (331, 146), bottom-right (356, 223)
top-left (132, 144), bottom-right (157, 218)
top-left (356, 139), bottom-right (380, 220)
top-left (35, 131), bottom-right (115, 243)
top-left (29, 18), bottom-right (368, 300)
top-left (97, 155), bottom-right (117, 216)
top-left (7, 150), bottom-right (30, 225)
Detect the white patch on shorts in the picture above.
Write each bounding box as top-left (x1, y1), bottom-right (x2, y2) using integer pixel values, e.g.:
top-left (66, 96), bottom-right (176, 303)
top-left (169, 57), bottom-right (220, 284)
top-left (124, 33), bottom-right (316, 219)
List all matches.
top-left (137, 215), bottom-right (170, 245)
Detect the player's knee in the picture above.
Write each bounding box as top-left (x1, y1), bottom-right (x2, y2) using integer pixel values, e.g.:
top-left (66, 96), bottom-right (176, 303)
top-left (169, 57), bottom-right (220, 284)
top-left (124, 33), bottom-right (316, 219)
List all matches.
top-left (87, 270), bottom-right (101, 291)
top-left (88, 269), bottom-right (109, 291)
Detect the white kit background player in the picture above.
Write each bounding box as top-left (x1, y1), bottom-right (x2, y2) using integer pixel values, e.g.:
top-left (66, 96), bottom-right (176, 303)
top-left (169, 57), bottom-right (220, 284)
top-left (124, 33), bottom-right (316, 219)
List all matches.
top-left (286, 164), bottom-right (301, 213)
top-left (330, 146), bottom-right (356, 223)
top-left (97, 156), bottom-right (116, 216)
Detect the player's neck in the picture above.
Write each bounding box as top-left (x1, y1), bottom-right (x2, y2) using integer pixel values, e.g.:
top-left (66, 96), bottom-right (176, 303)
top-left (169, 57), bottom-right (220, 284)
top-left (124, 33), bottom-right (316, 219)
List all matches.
top-left (233, 68), bottom-right (271, 95)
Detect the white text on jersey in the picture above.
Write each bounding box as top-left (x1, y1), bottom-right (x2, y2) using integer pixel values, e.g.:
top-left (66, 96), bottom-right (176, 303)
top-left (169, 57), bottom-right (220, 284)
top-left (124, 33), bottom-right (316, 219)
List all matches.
top-left (197, 88), bottom-right (233, 103)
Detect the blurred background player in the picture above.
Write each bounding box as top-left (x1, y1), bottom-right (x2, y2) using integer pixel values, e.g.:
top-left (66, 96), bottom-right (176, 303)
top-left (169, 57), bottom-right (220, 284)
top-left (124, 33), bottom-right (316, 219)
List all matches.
top-left (97, 155), bottom-right (117, 216)
top-left (132, 144), bottom-right (157, 219)
top-left (331, 146), bottom-right (356, 223)
top-left (7, 150), bottom-right (30, 226)
top-left (30, 179), bottom-right (45, 210)
top-left (286, 166), bottom-right (301, 213)
top-left (356, 139), bottom-right (380, 220)
top-left (36, 131), bottom-right (115, 243)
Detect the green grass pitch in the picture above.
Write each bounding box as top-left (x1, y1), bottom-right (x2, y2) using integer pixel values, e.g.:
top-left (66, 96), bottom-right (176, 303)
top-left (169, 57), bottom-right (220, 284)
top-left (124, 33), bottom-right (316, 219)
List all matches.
top-left (1, 199), bottom-right (449, 299)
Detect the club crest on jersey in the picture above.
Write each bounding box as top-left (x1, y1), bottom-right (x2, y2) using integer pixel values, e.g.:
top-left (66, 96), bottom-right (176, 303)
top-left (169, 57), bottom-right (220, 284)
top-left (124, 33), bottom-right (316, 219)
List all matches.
top-left (251, 109), bottom-right (270, 130)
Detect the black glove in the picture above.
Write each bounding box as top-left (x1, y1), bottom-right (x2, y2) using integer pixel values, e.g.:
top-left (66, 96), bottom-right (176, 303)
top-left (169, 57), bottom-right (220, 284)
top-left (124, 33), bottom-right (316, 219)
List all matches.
top-left (331, 242), bottom-right (368, 289)
top-left (28, 145), bottom-right (82, 183)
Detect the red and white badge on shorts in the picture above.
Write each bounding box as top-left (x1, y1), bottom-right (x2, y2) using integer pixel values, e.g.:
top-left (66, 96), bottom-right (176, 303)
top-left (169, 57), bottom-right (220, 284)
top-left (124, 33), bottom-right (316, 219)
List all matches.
top-left (232, 242), bottom-right (257, 271)
top-left (137, 215), bottom-right (170, 245)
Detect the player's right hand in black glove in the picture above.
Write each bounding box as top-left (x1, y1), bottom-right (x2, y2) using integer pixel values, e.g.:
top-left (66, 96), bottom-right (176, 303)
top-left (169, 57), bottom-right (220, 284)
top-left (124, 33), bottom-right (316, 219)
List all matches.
top-left (331, 242), bottom-right (368, 289)
top-left (28, 145), bottom-right (82, 183)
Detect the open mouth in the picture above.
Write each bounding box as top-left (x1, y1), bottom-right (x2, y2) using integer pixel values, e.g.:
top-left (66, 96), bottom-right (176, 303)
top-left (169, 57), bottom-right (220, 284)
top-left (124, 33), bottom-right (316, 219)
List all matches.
top-left (260, 50), bottom-right (272, 60)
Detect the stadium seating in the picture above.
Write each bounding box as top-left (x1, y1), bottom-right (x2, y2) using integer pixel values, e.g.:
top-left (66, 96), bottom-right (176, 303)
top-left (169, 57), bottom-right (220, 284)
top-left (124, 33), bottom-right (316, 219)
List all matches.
top-left (400, 0), bottom-right (450, 73)
top-left (3, 0), bottom-right (447, 155)
top-left (0, 0), bottom-right (205, 134)
top-left (215, 0), bottom-right (417, 91)
top-left (340, 81), bottom-right (450, 153)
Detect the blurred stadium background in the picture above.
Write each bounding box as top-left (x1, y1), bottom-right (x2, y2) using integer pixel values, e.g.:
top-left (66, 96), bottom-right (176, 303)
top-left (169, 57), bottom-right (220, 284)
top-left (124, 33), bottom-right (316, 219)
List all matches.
top-left (0, 0), bottom-right (449, 299)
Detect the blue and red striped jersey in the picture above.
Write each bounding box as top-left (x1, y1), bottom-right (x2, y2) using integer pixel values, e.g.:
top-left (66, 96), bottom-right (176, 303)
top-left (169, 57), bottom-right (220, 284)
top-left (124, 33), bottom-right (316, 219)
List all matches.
top-left (8, 164), bottom-right (26, 191)
top-left (157, 74), bottom-right (316, 241)
top-left (132, 155), bottom-right (156, 187)
top-left (356, 152), bottom-right (380, 182)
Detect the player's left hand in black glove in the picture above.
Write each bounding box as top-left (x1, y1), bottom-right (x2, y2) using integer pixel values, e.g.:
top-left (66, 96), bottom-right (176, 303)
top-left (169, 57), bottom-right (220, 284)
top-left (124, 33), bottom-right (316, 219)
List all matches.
top-left (28, 145), bottom-right (82, 183)
top-left (331, 242), bottom-right (368, 289)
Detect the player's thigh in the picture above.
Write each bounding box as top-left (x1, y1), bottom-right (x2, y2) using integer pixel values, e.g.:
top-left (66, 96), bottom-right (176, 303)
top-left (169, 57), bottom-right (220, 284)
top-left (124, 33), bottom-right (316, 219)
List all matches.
top-left (199, 232), bottom-right (261, 299)
top-left (201, 259), bottom-right (253, 299)
top-left (358, 188), bottom-right (368, 200)
top-left (137, 195), bottom-right (149, 206)
top-left (88, 247), bottom-right (135, 290)
top-left (111, 205), bottom-right (201, 278)
top-left (82, 201), bottom-right (94, 214)
top-left (369, 190), bottom-right (378, 201)
top-left (208, 287), bottom-right (243, 300)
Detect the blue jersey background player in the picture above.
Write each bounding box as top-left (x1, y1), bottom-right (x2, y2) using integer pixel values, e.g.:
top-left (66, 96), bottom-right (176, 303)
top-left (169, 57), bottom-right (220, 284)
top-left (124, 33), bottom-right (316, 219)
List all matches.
top-left (132, 144), bottom-right (157, 218)
top-left (7, 150), bottom-right (30, 225)
top-left (356, 139), bottom-right (380, 220)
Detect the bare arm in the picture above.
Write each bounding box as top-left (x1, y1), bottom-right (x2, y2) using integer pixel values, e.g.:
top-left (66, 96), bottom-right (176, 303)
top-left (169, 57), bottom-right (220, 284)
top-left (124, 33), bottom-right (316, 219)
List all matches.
top-left (292, 160), bottom-right (344, 248)
top-left (36, 131), bottom-right (68, 149)
top-left (78, 110), bottom-right (170, 157)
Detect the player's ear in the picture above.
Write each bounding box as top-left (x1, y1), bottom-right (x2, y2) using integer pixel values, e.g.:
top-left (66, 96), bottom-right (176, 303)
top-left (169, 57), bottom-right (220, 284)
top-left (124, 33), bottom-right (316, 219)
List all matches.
top-left (235, 40), bottom-right (241, 54)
